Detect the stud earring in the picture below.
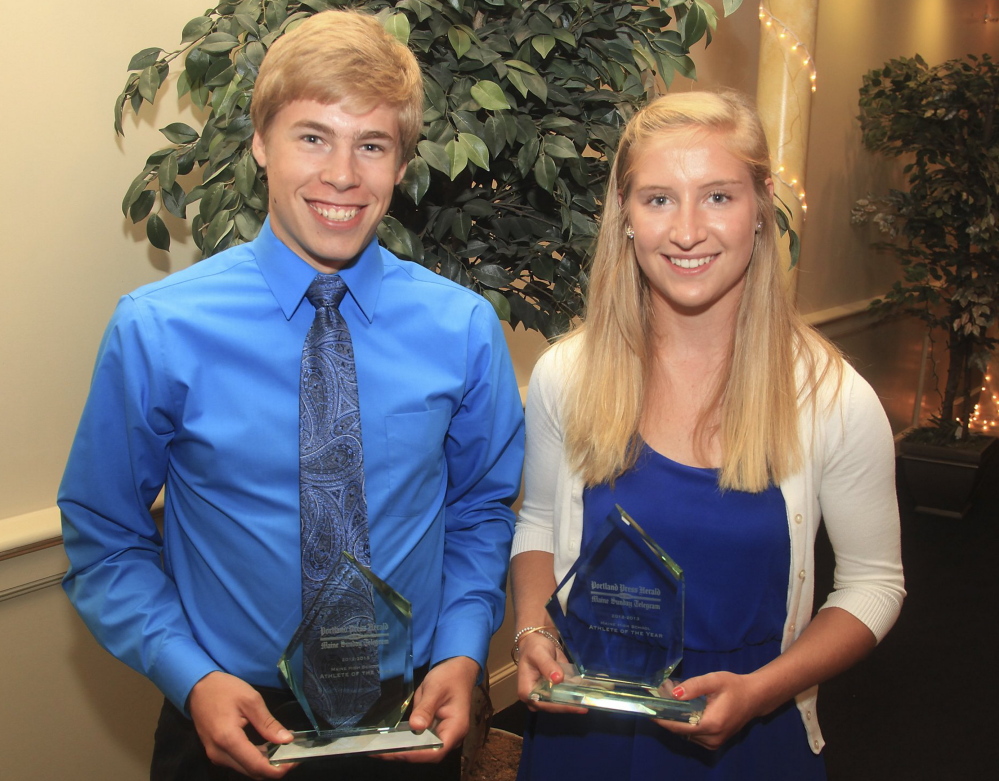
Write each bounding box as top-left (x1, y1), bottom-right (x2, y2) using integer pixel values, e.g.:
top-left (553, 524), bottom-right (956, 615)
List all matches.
top-left (626, 226), bottom-right (635, 240)
top-left (755, 221), bottom-right (763, 233)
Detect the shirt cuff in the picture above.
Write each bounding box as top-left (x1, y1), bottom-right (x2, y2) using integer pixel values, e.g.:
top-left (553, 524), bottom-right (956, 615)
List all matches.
top-left (149, 637), bottom-right (224, 714)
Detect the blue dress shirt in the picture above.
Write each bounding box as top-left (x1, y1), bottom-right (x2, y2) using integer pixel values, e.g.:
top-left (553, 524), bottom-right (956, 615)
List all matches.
top-left (59, 219), bottom-right (525, 711)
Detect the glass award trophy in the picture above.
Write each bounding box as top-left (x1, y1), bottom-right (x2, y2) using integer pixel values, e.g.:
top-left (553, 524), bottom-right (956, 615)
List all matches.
top-left (530, 505), bottom-right (706, 724)
top-left (267, 552), bottom-right (443, 764)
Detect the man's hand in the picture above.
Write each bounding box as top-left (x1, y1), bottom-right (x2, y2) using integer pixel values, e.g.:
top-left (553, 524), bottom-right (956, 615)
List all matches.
top-left (383, 655), bottom-right (480, 763)
top-left (188, 671), bottom-right (295, 779)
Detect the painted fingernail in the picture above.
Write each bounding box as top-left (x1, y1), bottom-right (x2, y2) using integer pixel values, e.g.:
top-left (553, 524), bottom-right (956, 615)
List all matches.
top-left (672, 685), bottom-right (685, 699)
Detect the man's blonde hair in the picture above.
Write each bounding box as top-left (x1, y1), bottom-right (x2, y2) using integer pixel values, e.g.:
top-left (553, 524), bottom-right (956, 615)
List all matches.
top-left (250, 10), bottom-right (423, 160)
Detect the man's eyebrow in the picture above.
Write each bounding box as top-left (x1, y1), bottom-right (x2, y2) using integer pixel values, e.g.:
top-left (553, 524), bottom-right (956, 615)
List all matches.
top-left (355, 129), bottom-right (397, 143)
top-left (290, 119), bottom-right (397, 143)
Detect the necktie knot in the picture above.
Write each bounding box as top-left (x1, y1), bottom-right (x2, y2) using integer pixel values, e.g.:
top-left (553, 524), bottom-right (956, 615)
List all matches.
top-left (306, 274), bottom-right (348, 310)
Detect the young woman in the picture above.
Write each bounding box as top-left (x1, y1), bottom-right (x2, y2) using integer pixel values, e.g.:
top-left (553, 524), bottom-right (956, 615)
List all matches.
top-left (510, 91), bottom-right (904, 779)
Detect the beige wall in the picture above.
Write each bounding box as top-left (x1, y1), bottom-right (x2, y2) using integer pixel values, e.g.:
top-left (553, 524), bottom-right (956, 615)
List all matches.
top-left (798, 0), bottom-right (997, 428)
top-left (2, 3), bottom-right (208, 778)
top-left (1, 1), bottom-right (207, 525)
top-left (2, 1), bottom-right (996, 777)
top-left (799, 0), bottom-right (996, 315)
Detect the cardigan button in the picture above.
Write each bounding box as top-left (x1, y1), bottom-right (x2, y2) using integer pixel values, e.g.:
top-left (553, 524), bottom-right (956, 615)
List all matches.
top-left (814, 739), bottom-right (820, 750)
top-left (794, 513), bottom-right (803, 524)
top-left (788, 623), bottom-right (795, 633)
top-left (798, 569), bottom-right (806, 580)
top-left (806, 710), bottom-right (813, 720)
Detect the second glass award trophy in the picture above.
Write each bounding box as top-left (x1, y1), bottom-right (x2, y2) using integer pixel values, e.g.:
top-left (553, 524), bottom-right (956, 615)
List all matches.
top-left (530, 505), bottom-right (705, 724)
top-left (267, 552), bottom-right (443, 764)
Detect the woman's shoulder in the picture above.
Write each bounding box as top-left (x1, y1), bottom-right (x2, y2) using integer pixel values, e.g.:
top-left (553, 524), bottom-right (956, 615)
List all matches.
top-left (794, 329), bottom-right (885, 422)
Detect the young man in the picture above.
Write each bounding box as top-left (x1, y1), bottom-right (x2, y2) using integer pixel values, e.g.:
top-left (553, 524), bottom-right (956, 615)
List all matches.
top-left (59, 11), bottom-right (524, 780)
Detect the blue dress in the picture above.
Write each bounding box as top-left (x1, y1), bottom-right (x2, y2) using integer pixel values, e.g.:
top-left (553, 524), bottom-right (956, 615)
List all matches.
top-left (517, 445), bottom-right (827, 780)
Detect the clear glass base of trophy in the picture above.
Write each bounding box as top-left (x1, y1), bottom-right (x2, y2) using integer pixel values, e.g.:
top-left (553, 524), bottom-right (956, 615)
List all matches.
top-left (267, 722), bottom-right (443, 764)
top-left (530, 665), bottom-right (705, 724)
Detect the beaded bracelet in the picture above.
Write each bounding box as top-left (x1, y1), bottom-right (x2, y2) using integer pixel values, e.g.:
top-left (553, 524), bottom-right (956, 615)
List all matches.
top-left (510, 625), bottom-right (561, 664)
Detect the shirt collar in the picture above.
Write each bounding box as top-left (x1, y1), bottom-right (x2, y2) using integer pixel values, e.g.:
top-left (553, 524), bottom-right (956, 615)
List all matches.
top-left (254, 217), bottom-right (383, 323)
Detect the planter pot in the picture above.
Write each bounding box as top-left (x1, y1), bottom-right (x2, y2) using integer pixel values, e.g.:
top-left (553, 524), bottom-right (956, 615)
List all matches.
top-left (897, 435), bottom-right (999, 519)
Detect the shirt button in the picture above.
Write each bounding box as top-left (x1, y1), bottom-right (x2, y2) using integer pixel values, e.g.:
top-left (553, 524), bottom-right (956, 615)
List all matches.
top-left (798, 569), bottom-right (806, 580)
top-left (794, 513), bottom-right (803, 524)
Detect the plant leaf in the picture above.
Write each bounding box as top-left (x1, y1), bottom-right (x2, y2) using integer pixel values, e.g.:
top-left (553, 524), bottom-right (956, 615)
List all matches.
top-left (234, 152), bottom-right (258, 198)
top-left (161, 182), bottom-right (188, 219)
top-left (128, 48), bottom-right (162, 71)
top-left (448, 26), bottom-right (471, 58)
top-left (384, 12), bottom-right (411, 45)
top-left (159, 152), bottom-right (179, 191)
top-left (457, 133), bottom-right (490, 169)
top-left (146, 213), bottom-right (171, 250)
top-left (470, 80), bottom-right (511, 111)
top-left (533, 153), bottom-right (556, 192)
top-left (531, 34), bottom-right (556, 59)
top-left (445, 139), bottom-right (469, 180)
top-left (204, 210), bottom-right (234, 251)
top-left (377, 215), bottom-right (423, 261)
top-left (543, 134), bottom-right (578, 159)
top-left (400, 156), bottom-right (431, 204)
top-left (234, 208), bottom-right (263, 240)
top-left (138, 66), bottom-right (162, 104)
top-left (181, 16), bottom-right (213, 43)
top-left (129, 189), bottom-right (156, 222)
top-left (160, 122), bottom-right (200, 144)
top-left (483, 289), bottom-right (511, 322)
top-left (122, 169), bottom-right (152, 216)
top-left (417, 139), bottom-right (450, 175)
top-left (199, 33), bottom-right (240, 55)
top-left (470, 263), bottom-right (515, 289)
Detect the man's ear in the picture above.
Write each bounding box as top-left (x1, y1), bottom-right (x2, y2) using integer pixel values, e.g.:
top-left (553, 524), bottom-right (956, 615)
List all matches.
top-left (251, 132), bottom-right (267, 168)
top-left (395, 159), bottom-right (408, 186)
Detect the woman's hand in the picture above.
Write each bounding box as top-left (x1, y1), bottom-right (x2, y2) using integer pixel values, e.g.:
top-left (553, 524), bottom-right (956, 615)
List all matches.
top-left (515, 631), bottom-right (587, 715)
top-left (654, 672), bottom-right (766, 751)
top-left (510, 551), bottom-right (587, 715)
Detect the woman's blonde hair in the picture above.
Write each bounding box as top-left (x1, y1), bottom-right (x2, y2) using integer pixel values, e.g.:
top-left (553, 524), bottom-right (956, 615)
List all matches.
top-left (251, 10), bottom-right (424, 161)
top-left (562, 90), bottom-right (840, 492)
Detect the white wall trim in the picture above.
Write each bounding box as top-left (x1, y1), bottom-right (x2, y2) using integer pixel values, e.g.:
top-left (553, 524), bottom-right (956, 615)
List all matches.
top-left (802, 296), bottom-right (880, 338)
top-left (488, 661), bottom-right (520, 712)
top-left (0, 506), bottom-right (62, 560)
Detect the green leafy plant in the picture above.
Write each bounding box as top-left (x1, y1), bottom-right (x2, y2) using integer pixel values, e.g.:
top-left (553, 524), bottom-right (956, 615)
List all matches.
top-left (116, 0), bottom-right (744, 337)
top-left (852, 53), bottom-right (999, 441)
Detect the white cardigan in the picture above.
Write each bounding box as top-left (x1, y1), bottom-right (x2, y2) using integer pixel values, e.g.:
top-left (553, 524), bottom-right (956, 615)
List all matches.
top-left (511, 338), bottom-right (906, 754)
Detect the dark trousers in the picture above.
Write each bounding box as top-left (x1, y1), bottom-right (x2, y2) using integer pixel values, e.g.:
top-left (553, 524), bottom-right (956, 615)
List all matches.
top-left (150, 683), bottom-right (461, 781)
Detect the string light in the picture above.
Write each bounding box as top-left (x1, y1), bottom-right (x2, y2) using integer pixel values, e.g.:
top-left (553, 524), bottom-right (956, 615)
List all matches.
top-left (968, 371), bottom-right (998, 433)
top-left (758, 3), bottom-right (815, 215)
top-left (758, 4), bottom-right (818, 94)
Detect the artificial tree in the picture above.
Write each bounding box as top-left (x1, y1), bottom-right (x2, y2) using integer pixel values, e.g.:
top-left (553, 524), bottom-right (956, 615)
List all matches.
top-left (852, 53), bottom-right (999, 442)
top-left (116, 0), bottom-right (745, 338)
